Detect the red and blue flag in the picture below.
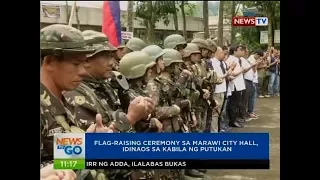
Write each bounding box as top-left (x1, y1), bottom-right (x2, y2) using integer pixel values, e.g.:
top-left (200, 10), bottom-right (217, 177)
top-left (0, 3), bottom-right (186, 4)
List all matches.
top-left (102, 1), bottom-right (121, 47)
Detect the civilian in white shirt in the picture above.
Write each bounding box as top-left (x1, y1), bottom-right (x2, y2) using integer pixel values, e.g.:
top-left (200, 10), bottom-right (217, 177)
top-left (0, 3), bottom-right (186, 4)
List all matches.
top-left (211, 47), bottom-right (232, 132)
top-left (247, 50), bottom-right (264, 119)
top-left (225, 45), bottom-right (247, 128)
top-left (241, 50), bottom-right (263, 121)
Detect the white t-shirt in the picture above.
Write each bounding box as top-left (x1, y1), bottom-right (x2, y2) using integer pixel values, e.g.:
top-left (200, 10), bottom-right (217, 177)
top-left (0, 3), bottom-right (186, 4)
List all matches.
top-left (241, 57), bottom-right (254, 81)
top-left (211, 58), bottom-right (226, 93)
top-left (226, 55), bottom-right (246, 92)
top-left (247, 55), bottom-right (259, 83)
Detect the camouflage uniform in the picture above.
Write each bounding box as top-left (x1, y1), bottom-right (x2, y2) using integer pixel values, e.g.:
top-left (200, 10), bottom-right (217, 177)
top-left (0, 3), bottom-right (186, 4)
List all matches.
top-left (162, 36), bottom-right (203, 178)
top-left (126, 37), bottom-right (147, 52)
top-left (190, 39), bottom-right (222, 132)
top-left (183, 43), bottom-right (209, 132)
top-left (63, 31), bottom-right (133, 180)
top-left (118, 51), bottom-right (159, 179)
top-left (40, 24), bottom-right (94, 176)
top-left (159, 49), bottom-right (192, 133)
top-left (113, 39), bottom-right (127, 71)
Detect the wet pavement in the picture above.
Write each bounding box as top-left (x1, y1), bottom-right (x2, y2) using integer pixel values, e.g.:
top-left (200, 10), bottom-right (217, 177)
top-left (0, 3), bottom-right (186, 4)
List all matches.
top-left (206, 97), bottom-right (280, 180)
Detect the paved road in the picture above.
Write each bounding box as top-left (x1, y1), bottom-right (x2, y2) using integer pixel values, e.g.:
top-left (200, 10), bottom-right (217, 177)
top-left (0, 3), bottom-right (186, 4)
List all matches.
top-left (206, 97), bottom-right (280, 180)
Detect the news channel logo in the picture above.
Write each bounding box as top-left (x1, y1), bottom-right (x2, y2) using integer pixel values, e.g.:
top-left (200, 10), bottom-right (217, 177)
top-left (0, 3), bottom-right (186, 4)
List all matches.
top-left (54, 133), bottom-right (85, 159)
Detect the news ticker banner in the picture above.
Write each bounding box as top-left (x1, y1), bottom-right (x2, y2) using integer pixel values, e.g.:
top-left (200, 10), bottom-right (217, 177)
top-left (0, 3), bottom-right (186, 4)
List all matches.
top-left (53, 133), bottom-right (269, 169)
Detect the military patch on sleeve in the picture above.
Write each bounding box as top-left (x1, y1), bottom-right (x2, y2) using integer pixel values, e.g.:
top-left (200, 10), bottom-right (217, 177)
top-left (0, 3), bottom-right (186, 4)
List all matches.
top-left (75, 96), bottom-right (86, 105)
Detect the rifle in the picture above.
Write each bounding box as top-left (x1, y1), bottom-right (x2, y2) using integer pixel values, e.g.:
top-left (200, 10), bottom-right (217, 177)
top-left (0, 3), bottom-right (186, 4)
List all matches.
top-left (178, 66), bottom-right (197, 129)
top-left (153, 78), bottom-right (178, 133)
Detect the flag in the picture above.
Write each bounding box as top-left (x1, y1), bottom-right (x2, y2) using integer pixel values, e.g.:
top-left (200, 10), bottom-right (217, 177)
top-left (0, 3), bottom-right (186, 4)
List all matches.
top-left (102, 1), bottom-right (121, 47)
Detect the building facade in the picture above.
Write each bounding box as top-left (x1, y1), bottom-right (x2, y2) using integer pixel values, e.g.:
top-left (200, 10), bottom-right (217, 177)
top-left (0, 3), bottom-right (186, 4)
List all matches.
top-left (40, 3), bottom-right (204, 45)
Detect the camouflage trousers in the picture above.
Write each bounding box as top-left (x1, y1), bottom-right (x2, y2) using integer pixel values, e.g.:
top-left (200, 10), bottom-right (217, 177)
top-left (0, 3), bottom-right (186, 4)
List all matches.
top-left (194, 110), bottom-right (207, 133)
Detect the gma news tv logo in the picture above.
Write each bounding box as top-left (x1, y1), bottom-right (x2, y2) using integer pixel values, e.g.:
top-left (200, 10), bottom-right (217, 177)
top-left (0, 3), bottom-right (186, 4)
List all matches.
top-left (232, 17), bottom-right (268, 27)
top-left (54, 133), bottom-right (85, 159)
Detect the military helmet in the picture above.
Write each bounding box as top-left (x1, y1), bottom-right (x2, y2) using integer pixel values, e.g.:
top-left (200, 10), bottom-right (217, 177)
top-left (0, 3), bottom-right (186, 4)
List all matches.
top-left (141, 45), bottom-right (165, 62)
top-left (163, 34), bottom-right (187, 49)
top-left (206, 39), bottom-right (217, 53)
top-left (183, 43), bottom-right (201, 58)
top-left (126, 37), bottom-right (147, 51)
top-left (191, 38), bottom-right (210, 50)
top-left (82, 30), bottom-right (117, 57)
top-left (162, 49), bottom-right (184, 67)
top-left (40, 24), bottom-right (94, 56)
top-left (119, 51), bottom-right (155, 79)
top-left (117, 39), bottom-right (126, 49)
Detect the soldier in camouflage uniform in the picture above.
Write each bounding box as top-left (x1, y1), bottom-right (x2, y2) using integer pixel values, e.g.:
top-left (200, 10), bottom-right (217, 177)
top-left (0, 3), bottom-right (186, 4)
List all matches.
top-left (180, 43), bottom-right (211, 178)
top-left (163, 34), bottom-right (187, 56)
top-left (206, 39), bottom-right (217, 59)
top-left (118, 51), bottom-right (161, 180)
top-left (126, 37), bottom-right (147, 52)
top-left (190, 39), bottom-right (222, 132)
top-left (159, 49), bottom-right (194, 132)
top-left (40, 24), bottom-right (116, 180)
top-left (163, 36), bottom-right (204, 178)
top-left (113, 39), bottom-right (127, 71)
top-left (183, 43), bottom-right (209, 132)
top-left (56, 30), bottom-right (153, 180)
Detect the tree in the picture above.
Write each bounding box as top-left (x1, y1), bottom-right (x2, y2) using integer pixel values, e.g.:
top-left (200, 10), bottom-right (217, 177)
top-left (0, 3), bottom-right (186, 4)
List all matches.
top-left (180, 1), bottom-right (187, 37)
top-left (135, 1), bottom-right (177, 44)
top-left (229, 1), bottom-right (236, 43)
top-left (177, 1), bottom-right (196, 38)
top-left (75, 7), bottom-right (80, 29)
top-left (241, 1), bottom-right (280, 48)
top-left (173, 3), bottom-right (179, 33)
top-left (127, 1), bottom-right (134, 32)
top-left (217, 1), bottom-right (224, 46)
top-left (203, 1), bottom-right (209, 39)
top-left (65, 1), bottom-right (70, 24)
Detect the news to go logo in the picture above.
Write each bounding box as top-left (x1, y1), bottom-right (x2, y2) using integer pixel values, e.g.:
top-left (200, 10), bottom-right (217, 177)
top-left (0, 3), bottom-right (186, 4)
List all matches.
top-left (232, 17), bottom-right (268, 27)
top-left (54, 133), bottom-right (85, 159)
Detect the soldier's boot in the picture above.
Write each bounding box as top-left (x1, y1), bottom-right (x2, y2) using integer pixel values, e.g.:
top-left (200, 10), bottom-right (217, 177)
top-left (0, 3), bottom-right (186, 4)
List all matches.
top-left (185, 169), bottom-right (204, 178)
top-left (196, 169), bottom-right (207, 173)
top-left (229, 121), bottom-right (243, 128)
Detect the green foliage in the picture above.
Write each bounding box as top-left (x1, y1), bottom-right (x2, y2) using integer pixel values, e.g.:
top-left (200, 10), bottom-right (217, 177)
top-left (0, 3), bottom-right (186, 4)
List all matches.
top-left (182, 2), bottom-right (196, 16)
top-left (184, 1), bottom-right (219, 18)
top-left (231, 1), bottom-right (280, 49)
top-left (135, 1), bottom-right (177, 27)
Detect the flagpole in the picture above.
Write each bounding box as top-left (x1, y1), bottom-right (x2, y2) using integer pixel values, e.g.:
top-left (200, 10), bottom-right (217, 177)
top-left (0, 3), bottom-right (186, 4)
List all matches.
top-left (68, 1), bottom-right (77, 26)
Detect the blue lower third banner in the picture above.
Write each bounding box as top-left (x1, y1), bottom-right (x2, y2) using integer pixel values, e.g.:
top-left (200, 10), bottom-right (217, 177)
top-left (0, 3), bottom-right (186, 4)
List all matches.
top-left (84, 133), bottom-right (270, 169)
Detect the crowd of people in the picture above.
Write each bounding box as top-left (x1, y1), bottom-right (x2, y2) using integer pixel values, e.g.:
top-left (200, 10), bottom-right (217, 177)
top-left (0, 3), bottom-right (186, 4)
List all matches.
top-left (40, 24), bottom-right (280, 180)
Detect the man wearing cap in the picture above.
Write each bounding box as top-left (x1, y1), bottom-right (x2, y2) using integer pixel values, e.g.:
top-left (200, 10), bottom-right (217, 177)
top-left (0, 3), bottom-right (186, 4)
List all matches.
top-left (63, 31), bottom-right (155, 180)
top-left (64, 31), bottom-right (153, 132)
top-left (40, 24), bottom-right (114, 180)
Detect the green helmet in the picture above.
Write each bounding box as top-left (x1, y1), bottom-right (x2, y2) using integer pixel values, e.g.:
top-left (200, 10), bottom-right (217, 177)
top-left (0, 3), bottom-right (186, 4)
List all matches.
top-left (141, 45), bottom-right (165, 62)
top-left (119, 51), bottom-right (155, 80)
top-left (162, 49), bottom-right (184, 67)
top-left (206, 39), bottom-right (217, 53)
top-left (183, 43), bottom-right (201, 58)
top-left (40, 24), bottom-right (94, 56)
top-left (191, 38), bottom-right (209, 50)
top-left (82, 30), bottom-right (117, 57)
top-left (117, 39), bottom-right (127, 49)
top-left (163, 34), bottom-right (187, 49)
top-left (126, 38), bottom-right (147, 51)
